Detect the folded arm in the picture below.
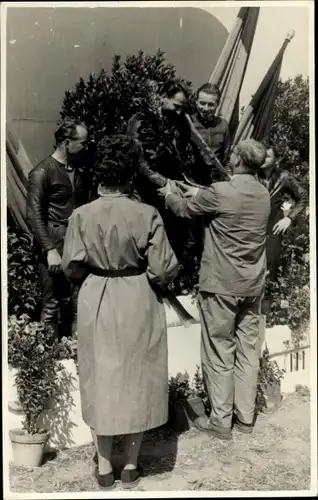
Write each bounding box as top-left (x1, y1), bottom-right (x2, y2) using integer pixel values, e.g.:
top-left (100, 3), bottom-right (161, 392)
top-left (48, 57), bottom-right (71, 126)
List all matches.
top-left (286, 174), bottom-right (308, 221)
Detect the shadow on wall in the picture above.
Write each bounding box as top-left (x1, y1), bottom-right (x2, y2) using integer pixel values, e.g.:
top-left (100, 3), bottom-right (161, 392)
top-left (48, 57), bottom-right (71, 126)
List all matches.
top-left (6, 6), bottom-right (228, 164)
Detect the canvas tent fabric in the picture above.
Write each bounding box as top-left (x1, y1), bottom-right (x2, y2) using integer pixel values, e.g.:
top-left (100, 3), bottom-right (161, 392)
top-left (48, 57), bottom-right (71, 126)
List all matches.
top-left (6, 114), bottom-right (33, 235)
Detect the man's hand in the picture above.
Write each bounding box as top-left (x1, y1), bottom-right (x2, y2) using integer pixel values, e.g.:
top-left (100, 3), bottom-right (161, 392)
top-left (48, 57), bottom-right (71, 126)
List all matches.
top-left (184, 186), bottom-right (199, 198)
top-left (173, 181), bottom-right (199, 198)
top-left (273, 217), bottom-right (292, 235)
top-left (47, 248), bottom-right (62, 273)
top-left (157, 180), bottom-right (174, 198)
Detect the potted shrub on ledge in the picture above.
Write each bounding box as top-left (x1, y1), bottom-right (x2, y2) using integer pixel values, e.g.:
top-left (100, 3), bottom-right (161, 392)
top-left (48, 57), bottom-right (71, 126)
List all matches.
top-left (8, 315), bottom-right (70, 467)
top-left (168, 371), bottom-right (206, 432)
top-left (256, 347), bottom-right (285, 413)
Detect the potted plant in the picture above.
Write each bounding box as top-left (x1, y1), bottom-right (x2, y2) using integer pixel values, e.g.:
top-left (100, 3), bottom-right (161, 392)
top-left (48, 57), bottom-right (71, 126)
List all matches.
top-left (256, 347), bottom-right (285, 413)
top-left (168, 371), bottom-right (206, 432)
top-left (8, 315), bottom-right (70, 467)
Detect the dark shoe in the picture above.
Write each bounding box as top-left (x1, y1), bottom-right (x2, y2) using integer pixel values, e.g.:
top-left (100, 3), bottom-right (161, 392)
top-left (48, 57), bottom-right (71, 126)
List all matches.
top-left (193, 417), bottom-right (232, 440)
top-left (94, 468), bottom-right (115, 490)
top-left (121, 468), bottom-right (141, 489)
top-left (233, 417), bottom-right (254, 434)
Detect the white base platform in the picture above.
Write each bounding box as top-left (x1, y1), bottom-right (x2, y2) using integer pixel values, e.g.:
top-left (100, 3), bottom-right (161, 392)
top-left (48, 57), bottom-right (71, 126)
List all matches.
top-left (6, 298), bottom-right (310, 462)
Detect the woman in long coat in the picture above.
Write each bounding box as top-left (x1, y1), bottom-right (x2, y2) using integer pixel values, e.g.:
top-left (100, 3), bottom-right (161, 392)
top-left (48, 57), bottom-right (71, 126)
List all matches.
top-left (62, 135), bottom-right (178, 490)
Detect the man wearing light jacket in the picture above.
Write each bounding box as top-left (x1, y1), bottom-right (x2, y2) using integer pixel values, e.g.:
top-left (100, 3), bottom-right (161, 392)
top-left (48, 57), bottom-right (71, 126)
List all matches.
top-left (158, 139), bottom-right (270, 440)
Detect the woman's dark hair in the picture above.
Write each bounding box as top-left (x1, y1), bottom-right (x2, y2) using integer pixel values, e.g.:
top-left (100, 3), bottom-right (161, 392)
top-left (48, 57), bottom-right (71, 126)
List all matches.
top-left (54, 119), bottom-right (87, 145)
top-left (160, 80), bottom-right (189, 100)
top-left (196, 83), bottom-right (221, 101)
top-left (95, 134), bottom-right (141, 187)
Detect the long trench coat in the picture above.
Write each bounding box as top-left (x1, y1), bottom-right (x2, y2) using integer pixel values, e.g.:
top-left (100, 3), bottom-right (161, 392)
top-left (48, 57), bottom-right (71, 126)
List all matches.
top-left (62, 192), bottom-right (178, 435)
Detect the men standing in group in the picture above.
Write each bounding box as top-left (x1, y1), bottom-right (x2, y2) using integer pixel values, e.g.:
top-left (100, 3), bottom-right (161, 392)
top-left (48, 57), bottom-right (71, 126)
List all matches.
top-left (26, 119), bottom-right (88, 338)
top-left (158, 139), bottom-right (270, 440)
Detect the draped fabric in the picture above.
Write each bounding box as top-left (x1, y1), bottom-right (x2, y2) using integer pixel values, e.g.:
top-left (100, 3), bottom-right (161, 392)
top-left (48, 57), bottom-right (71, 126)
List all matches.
top-left (232, 33), bottom-right (295, 146)
top-left (6, 114), bottom-right (33, 235)
top-left (209, 7), bottom-right (260, 137)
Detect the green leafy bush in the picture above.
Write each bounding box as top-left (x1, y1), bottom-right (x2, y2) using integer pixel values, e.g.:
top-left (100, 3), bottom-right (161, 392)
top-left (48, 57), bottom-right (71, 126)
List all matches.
top-left (265, 76), bottom-right (309, 341)
top-left (7, 227), bottom-right (41, 320)
top-left (8, 315), bottom-right (74, 434)
top-left (170, 358), bottom-right (285, 418)
top-left (192, 366), bottom-right (211, 414)
top-left (168, 372), bottom-right (195, 403)
top-left (59, 50), bottom-right (198, 292)
top-left (60, 50), bottom-right (193, 185)
top-left (256, 347), bottom-right (285, 413)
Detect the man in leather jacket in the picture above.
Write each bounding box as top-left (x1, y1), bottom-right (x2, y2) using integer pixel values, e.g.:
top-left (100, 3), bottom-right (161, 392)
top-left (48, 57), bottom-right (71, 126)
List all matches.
top-left (258, 144), bottom-right (307, 287)
top-left (26, 119), bottom-right (88, 338)
top-left (127, 81), bottom-right (194, 259)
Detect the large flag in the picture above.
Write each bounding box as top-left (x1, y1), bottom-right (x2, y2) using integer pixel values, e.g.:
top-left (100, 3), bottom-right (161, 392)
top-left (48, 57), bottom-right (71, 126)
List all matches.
top-left (209, 7), bottom-right (260, 134)
top-left (233, 30), bottom-right (296, 145)
top-left (6, 114), bottom-right (33, 235)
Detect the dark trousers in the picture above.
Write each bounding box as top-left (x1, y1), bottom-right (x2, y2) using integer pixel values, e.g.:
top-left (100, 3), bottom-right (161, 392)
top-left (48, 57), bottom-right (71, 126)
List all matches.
top-left (36, 223), bottom-right (78, 338)
top-left (266, 234), bottom-right (282, 283)
top-left (38, 257), bottom-right (78, 338)
top-left (198, 292), bottom-right (261, 429)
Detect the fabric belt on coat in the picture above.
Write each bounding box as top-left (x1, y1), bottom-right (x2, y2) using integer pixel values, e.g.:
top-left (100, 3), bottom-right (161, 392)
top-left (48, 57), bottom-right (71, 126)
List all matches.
top-left (89, 267), bottom-right (146, 278)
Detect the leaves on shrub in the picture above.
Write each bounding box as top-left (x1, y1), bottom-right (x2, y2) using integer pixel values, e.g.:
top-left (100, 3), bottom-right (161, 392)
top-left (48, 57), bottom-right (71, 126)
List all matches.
top-left (8, 316), bottom-right (75, 434)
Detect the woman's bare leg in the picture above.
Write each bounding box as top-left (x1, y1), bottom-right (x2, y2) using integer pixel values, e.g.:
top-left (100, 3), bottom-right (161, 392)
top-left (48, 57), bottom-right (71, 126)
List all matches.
top-left (96, 435), bottom-right (113, 475)
top-left (123, 432), bottom-right (143, 470)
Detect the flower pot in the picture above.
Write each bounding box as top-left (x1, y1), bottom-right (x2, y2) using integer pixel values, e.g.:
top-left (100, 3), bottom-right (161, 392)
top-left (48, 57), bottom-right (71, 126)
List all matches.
top-left (9, 428), bottom-right (50, 467)
top-left (264, 381), bottom-right (282, 411)
top-left (169, 397), bottom-right (206, 432)
top-left (169, 401), bottom-right (190, 432)
top-left (181, 396), bottom-right (207, 425)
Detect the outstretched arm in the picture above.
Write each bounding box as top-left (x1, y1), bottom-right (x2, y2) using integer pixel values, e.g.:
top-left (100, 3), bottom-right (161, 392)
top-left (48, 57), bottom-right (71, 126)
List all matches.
top-left (158, 182), bottom-right (220, 219)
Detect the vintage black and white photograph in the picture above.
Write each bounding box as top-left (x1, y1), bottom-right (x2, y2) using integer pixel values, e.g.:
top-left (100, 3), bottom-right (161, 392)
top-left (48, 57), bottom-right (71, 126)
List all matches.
top-left (1, 0), bottom-right (316, 497)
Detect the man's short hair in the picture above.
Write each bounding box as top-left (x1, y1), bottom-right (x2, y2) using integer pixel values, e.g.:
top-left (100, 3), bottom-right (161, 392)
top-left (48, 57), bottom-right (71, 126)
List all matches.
top-left (196, 83), bottom-right (221, 101)
top-left (54, 119), bottom-right (87, 145)
top-left (236, 139), bottom-right (267, 171)
top-left (160, 80), bottom-right (190, 100)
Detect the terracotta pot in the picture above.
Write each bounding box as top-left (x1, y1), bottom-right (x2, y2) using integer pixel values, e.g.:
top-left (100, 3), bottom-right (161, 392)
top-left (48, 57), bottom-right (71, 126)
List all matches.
top-left (9, 428), bottom-right (50, 467)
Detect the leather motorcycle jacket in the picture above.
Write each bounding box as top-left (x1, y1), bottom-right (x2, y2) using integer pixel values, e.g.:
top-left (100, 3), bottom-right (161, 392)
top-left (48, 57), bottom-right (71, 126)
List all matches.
top-left (258, 165), bottom-right (307, 231)
top-left (26, 156), bottom-right (90, 252)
